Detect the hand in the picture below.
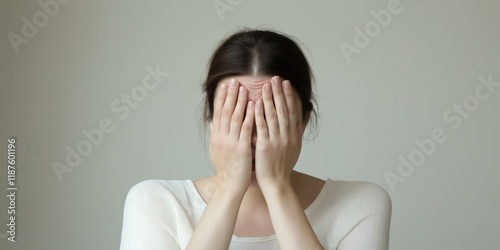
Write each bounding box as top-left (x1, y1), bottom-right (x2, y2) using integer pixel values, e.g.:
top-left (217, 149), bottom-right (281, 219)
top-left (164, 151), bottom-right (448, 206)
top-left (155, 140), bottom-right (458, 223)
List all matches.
top-left (254, 76), bottom-right (304, 189)
top-left (209, 79), bottom-right (255, 195)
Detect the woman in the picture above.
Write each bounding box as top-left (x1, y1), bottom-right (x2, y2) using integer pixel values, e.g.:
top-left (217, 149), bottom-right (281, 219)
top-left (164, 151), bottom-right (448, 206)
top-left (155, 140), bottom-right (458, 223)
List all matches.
top-left (120, 29), bottom-right (392, 250)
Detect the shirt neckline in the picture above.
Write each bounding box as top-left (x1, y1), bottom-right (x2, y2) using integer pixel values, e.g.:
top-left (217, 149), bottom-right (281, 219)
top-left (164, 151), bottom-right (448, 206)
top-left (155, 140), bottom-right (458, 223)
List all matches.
top-left (186, 178), bottom-right (332, 241)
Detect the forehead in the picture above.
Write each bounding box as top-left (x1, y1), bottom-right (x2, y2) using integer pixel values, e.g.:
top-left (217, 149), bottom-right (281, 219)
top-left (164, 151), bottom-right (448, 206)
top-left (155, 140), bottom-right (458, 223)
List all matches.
top-left (219, 75), bottom-right (272, 92)
top-left (218, 75), bottom-right (302, 107)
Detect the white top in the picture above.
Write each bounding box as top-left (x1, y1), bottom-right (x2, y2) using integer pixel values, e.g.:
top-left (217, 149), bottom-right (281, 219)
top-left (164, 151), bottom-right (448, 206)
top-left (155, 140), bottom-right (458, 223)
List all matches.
top-left (120, 178), bottom-right (391, 250)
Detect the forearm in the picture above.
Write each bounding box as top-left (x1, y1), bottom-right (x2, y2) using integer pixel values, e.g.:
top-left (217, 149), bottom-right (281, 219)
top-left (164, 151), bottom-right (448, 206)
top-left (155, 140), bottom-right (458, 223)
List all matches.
top-left (186, 182), bottom-right (245, 250)
top-left (262, 181), bottom-right (323, 250)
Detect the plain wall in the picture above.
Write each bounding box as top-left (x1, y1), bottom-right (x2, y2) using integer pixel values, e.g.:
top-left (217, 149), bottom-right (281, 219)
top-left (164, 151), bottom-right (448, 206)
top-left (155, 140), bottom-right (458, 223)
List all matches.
top-left (1, 0), bottom-right (499, 249)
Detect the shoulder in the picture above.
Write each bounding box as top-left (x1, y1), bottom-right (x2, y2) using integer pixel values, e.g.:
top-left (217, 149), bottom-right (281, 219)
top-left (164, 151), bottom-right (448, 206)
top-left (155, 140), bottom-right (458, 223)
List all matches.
top-left (317, 181), bottom-right (392, 249)
top-left (127, 179), bottom-right (190, 191)
top-left (121, 180), bottom-right (196, 249)
top-left (327, 179), bottom-right (392, 213)
top-left (126, 179), bottom-right (181, 197)
top-left (124, 179), bottom-right (196, 209)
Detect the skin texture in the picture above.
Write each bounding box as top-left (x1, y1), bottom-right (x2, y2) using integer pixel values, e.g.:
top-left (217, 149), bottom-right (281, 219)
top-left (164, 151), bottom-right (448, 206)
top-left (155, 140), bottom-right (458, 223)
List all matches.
top-left (186, 75), bottom-right (324, 250)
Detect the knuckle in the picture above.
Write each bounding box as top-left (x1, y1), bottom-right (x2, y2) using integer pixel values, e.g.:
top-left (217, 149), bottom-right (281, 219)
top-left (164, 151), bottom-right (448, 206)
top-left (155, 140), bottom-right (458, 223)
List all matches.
top-left (231, 113), bottom-right (242, 123)
top-left (258, 142), bottom-right (271, 151)
top-left (217, 138), bottom-right (226, 147)
top-left (257, 120), bottom-right (267, 129)
top-left (236, 143), bottom-right (248, 152)
top-left (256, 143), bottom-right (266, 151)
top-left (223, 108), bottom-right (231, 117)
top-left (280, 118), bottom-right (289, 126)
top-left (228, 143), bottom-right (237, 151)
top-left (278, 107), bottom-right (287, 115)
top-left (241, 122), bottom-right (251, 132)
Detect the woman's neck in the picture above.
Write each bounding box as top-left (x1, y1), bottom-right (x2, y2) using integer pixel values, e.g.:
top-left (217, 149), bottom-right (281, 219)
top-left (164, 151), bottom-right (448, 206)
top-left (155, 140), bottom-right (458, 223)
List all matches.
top-left (239, 171), bottom-right (300, 213)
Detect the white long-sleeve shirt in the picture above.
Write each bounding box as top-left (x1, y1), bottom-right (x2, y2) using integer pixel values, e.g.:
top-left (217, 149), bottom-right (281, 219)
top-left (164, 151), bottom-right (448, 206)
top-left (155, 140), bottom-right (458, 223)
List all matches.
top-left (120, 178), bottom-right (392, 250)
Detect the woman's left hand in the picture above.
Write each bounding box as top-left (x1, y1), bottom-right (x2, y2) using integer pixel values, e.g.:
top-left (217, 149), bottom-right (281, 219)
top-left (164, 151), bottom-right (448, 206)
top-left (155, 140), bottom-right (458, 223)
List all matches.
top-left (254, 76), bottom-right (304, 189)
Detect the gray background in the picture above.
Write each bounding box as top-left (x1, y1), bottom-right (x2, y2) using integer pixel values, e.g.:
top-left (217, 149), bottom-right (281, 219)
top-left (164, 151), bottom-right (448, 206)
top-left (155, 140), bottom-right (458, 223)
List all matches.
top-left (1, 0), bottom-right (499, 249)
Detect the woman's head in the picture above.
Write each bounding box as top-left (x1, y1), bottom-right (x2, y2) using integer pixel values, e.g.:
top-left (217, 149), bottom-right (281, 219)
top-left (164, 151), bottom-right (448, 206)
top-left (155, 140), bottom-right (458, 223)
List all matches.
top-left (201, 28), bottom-right (318, 139)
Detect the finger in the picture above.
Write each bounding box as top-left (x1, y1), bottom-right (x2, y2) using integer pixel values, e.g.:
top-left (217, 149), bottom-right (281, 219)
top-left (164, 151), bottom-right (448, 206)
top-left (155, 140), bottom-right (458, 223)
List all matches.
top-left (240, 101), bottom-right (254, 143)
top-left (255, 99), bottom-right (269, 139)
top-left (230, 86), bottom-right (248, 137)
top-left (212, 83), bottom-right (228, 132)
top-left (282, 80), bottom-right (298, 140)
top-left (220, 79), bottom-right (239, 134)
top-left (262, 83), bottom-right (279, 137)
top-left (271, 76), bottom-right (289, 135)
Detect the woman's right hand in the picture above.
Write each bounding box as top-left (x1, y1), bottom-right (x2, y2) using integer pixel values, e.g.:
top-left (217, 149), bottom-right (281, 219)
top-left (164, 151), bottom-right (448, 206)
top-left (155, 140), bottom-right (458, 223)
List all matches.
top-left (208, 78), bottom-right (255, 196)
top-left (186, 79), bottom-right (254, 250)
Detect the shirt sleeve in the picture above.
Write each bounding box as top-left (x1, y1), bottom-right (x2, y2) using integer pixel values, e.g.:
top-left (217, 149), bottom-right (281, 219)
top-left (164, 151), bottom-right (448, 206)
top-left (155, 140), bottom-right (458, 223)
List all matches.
top-left (120, 180), bottom-right (181, 250)
top-left (337, 182), bottom-right (393, 250)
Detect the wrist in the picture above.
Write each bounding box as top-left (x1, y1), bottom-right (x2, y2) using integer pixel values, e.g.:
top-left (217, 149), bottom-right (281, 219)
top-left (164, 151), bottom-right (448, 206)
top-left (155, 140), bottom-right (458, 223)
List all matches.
top-left (206, 175), bottom-right (248, 201)
top-left (260, 177), bottom-right (293, 198)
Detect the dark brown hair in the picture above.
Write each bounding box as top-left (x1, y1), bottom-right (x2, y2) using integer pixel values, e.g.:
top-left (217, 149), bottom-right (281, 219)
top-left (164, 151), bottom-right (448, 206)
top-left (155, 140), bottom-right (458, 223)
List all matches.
top-left (200, 28), bottom-right (319, 139)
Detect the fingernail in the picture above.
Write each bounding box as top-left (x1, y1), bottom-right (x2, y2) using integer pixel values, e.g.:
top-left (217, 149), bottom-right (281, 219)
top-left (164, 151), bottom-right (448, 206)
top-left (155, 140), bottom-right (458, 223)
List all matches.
top-left (284, 80), bottom-right (291, 90)
top-left (272, 76), bottom-right (278, 83)
top-left (220, 83), bottom-right (227, 91)
top-left (265, 83), bottom-right (271, 92)
top-left (230, 79), bottom-right (237, 87)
